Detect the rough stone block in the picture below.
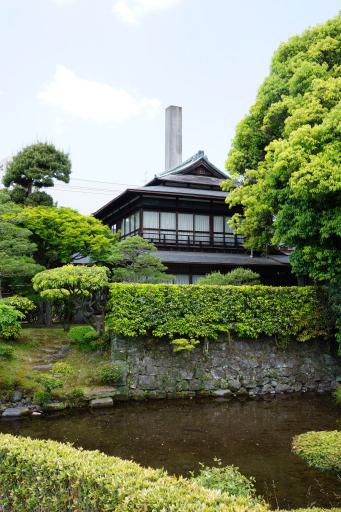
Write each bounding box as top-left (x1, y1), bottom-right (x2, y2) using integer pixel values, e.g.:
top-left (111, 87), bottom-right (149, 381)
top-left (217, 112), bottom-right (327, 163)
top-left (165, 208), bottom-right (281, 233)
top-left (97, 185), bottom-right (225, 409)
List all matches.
top-left (90, 397), bottom-right (114, 408)
top-left (2, 407), bottom-right (30, 417)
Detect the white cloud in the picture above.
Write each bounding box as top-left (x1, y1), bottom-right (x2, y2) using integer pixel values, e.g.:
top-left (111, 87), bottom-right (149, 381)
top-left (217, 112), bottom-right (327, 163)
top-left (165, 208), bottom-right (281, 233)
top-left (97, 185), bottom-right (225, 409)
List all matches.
top-left (37, 65), bottom-right (161, 123)
top-left (113, 0), bottom-right (183, 24)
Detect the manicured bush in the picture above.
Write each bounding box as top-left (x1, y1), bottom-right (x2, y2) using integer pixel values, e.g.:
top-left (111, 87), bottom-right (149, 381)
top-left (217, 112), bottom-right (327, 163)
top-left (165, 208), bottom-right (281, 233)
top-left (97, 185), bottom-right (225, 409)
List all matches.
top-left (277, 509), bottom-right (341, 512)
top-left (196, 268), bottom-right (260, 286)
top-left (96, 363), bottom-right (123, 385)
top-left (68, 325), bottom-right (98, 343)
top-left (2, 295), bottom-right (36, 319)
top-left (292, 431), bottom-right (341, 473)
top-left (191, 460), bottom-right (260, 504)
top-left (0, 434), bottom-right (266, 512)
top-left (107, 284), bottom-right (330, 343)
top-left (0, 303), bottom-right (23, 340)
top-left (0, 343), bottom-right (14, 360)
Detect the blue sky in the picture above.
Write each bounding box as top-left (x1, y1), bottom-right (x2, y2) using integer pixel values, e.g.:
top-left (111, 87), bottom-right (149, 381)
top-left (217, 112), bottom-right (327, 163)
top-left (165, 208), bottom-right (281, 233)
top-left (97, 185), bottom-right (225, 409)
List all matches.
top-left (0, 0), bottom-right (339, 213)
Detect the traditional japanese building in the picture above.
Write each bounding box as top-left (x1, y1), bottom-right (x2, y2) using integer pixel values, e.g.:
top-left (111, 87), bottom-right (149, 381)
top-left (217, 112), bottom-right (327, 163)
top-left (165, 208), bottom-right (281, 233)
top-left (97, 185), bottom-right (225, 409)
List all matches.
top-left (94, 107), bottom-right (294, 285)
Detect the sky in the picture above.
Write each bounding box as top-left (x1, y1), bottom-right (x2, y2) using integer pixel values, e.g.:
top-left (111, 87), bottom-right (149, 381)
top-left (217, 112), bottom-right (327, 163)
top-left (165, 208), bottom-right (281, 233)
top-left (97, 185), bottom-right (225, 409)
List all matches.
top-left (0, 0), bottom-right (339, 214)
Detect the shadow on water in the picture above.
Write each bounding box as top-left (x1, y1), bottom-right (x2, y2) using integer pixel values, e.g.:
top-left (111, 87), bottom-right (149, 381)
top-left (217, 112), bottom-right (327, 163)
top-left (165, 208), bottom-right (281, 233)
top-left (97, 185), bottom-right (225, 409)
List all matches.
top-left (0, 393), bottom-right (340, 509)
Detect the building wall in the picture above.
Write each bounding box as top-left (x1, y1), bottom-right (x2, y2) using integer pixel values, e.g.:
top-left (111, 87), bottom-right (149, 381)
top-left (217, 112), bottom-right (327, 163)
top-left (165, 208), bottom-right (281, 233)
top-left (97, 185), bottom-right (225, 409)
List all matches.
top-left (111, 336), bottom-right (341, 399)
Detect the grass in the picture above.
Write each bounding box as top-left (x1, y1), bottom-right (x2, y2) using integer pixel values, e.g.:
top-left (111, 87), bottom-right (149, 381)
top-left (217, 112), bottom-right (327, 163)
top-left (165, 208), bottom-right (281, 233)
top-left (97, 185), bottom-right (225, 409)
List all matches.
top-left (0, 326), bottom-right (111, 402)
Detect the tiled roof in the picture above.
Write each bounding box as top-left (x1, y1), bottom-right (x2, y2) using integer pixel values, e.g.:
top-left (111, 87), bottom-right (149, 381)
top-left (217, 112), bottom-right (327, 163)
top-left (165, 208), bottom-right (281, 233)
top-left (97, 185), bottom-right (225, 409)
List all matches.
top-left (159, 150), bottom-right (228, 179)
top-left (127, 185), bottom-right (227, 199)
top-left (152, 251), bottom-right (289, 266)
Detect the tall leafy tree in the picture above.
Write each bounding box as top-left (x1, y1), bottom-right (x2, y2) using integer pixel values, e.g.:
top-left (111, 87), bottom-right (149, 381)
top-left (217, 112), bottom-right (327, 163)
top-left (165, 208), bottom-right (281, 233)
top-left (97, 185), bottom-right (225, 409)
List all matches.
top-left (0, 191), bottom-right (42, 297)
top-left (102, 236), bottom-right (172, 283)
top-left (3, 142), bottom-right (71, 206)
top-left (20, 206), bottom-right (117, 268)
top-left (223, 14), bottom-right (341, 284)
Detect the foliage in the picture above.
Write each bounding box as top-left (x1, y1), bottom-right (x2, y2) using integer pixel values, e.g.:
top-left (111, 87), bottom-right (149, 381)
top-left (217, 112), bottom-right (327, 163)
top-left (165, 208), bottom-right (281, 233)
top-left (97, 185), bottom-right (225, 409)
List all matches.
top-left (33, 390), bottom-right (52, 406)
top-left (36, 374), bottom-right (63, 394)
top-left (2, 296), bottom-right (36, 319)
top-left (107, 284), bottom-right (330, 343)
top-left (191, 459), bottom-right (259, 504)
top-left (0, 191), bottom-right (43, 296)
top-left (68, 325), bottom-right (98, 343)
top-left (0, 343), bottom-right (14, 360)
top-left (325, 284), bottom-right (341, 351)
top-left (196, 268), bottom-right (260, 286)
top-left (33, 265), bottom-right (109, 333)
top-left (3, 142), bottom-right (71, 205)
top-left (103, 236), bottom-right (171, 284)
top-left (0, 434), bottom-right (266, 512)
top-left (20, 206), bottom-right (117, 268)
top-left (0, 303), bottom-right (23, 340)
top-left (171, 338), bottom-right (200, 353)
top-left (223, 14), bottom-right (341, 284)
top-left (335, 386), bottom-right (341, 405)
top-left (292, 431), bottom-right (341, 473)
top-left (63, 388), bottom-right (85, 408)
top-left (96, 363), bottom-right (123, 385)
top-left (52, 361), bottom-right (74, 377)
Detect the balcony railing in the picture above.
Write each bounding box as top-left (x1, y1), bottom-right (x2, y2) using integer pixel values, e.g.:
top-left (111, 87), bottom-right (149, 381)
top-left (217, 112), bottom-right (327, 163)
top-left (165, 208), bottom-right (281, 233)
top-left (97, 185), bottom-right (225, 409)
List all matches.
top-left (121, 228), bottom-right (244, 249)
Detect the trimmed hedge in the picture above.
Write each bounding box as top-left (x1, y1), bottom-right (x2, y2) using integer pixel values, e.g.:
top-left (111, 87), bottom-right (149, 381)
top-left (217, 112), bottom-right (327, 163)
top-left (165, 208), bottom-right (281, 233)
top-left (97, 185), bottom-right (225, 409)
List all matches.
top-left (106, 284), bottom-right (330, 342)
top-left (0, 433), bottom-right (266, 512)
top-left (292, 431), bottom-right (341, 473)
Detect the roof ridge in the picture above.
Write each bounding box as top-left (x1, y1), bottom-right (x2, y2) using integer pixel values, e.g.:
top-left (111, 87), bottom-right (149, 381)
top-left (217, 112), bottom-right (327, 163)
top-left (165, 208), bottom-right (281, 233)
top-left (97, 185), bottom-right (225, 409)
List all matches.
top-left (159, 150), bottom-right (206, 177)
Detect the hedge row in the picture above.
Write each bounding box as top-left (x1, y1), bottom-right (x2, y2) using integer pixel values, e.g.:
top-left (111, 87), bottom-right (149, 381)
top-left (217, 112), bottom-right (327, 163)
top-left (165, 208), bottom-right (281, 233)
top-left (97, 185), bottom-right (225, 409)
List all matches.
top-left (292, 431), bottom-right (341, 473)
top-left (0, 434), bottom-right (266, 512)
top-left (107, 284), bottom-right (330, 342)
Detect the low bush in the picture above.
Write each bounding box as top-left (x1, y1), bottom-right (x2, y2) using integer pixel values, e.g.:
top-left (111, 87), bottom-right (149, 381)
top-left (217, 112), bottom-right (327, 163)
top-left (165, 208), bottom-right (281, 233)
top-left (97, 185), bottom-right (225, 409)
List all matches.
top-left (36, 374), bottom-right (63, 394)
top-left (2, 296), bottom-right (36, 320)
top-left (33, 390), bottom-right (52, 406)
top-left (0, 303), bottom-right (23, 340)
top-left (0, 434), bottom-right (266, 512)
top-left (292, 431), bottom-right (341, 473)
top-left (107, 284), bottom-right (330, 343)
top-left (68, 325), bottom-right (98, 343)
top-left (96, 363), bottom-right (123, 385)
top-left (335, 386), bottom-right (341, 405)
top-left (52, 361), bottom-right (74, 377)
top-left (64, 388), bottom-right (85, 408)
top-left (191, 459), bottom-right (260, 504)
top-left (196, 268), bottom-right (260, 286)
top-left (0, 343), bottom-right (14, 360)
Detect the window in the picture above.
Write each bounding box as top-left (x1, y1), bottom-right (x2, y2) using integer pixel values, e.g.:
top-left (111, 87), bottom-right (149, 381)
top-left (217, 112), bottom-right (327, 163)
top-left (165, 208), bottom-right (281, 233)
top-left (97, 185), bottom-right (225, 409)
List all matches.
top-left (160, 212), bottom-right (176, 243)
top-left (174, 274), bottom-right (190, 285)
top-left (178, 213), bottom-right (193, 244)
top-left (214, 215), bottom-right (234, 245)
top-left (143, 211), bottom-right (159, 229)
top-left (194, 215), bottom-right (209, 244)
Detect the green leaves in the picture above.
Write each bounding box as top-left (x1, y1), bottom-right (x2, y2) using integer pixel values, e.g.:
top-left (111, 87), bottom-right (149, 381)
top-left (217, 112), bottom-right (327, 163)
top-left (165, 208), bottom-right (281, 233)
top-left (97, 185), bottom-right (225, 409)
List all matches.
top-left (0, 303), bottom-right (23, 340)
top-left (224, 14), bottom-right (341, 285)
top-left (106, 284), bottom-right (330, 344)
top-left (292, 431), bottom-right (341, 473)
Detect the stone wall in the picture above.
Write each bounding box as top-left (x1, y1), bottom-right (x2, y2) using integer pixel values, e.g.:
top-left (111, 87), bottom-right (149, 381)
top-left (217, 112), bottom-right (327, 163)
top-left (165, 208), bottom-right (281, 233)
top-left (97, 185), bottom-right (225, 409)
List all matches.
top-left (111, 336), bottom-right (341, 399)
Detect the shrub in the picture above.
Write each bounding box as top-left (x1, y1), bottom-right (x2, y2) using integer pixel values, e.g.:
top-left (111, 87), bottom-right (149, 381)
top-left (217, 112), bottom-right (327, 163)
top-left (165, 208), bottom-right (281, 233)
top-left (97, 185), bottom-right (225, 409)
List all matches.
top-left (96, 363), bottom-right (123, 385)
top-left (292, 431), bottom-right (341, 473)
top-left (2, 296), bottom-right (36, 320)
top-left (191, 460), bottom-right (260, 504)
top-left (0, 303), bottom-right (23, 340)
top-left (0, 434), bottom-right (266, 512)
top-left (64, 388), bottom-right (85, 408)
top-left (107, 284), bottom-right (330, 343)
top-left (171, 338), bottom-right (200, 353)
top-left (33, 390), bottom-right (52, 406)
top-left (52, 361), bottom-right (74, 377)
top-left (36, 374), bottom-right (63, 394)
top-left (0, 343), bottom-right (14, 360)
top-left (196, 268), bottom-right (260, 286)
top-left (68, 325), bottom-right (98, 343)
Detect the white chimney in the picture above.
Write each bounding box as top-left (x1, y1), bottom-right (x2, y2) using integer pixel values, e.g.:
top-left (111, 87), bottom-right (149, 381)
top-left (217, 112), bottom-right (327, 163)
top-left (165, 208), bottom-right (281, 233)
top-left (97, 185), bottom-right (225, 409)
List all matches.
top-left (165, 105), bottom-right (182, 171)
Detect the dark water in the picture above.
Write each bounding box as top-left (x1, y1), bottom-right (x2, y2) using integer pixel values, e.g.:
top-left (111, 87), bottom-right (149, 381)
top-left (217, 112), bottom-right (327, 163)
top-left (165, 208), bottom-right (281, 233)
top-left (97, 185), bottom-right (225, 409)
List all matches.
top-left (0, 394), bottom-right (340, 509)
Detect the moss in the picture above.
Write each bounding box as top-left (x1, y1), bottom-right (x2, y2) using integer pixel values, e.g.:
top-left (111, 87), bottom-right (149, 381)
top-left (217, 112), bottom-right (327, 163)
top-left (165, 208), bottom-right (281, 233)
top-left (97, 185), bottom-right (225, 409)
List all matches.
top-left (292, 431), bottom-right (341, 473)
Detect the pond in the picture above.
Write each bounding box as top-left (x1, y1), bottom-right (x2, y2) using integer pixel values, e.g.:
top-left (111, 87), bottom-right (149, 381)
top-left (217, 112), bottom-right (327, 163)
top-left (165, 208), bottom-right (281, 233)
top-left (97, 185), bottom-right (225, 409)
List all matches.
top-left (0, 393), bottom-right (340, 509)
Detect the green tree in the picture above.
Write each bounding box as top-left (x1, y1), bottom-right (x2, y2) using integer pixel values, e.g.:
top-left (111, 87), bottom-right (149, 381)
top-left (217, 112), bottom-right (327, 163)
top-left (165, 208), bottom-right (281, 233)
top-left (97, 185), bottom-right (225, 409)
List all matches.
top-left (223, 14), bottom-right (341, 285)
top-left (102, 236), bottom-right (171, 283)
top-left (0, 191), bottom-right (42, 297)
top-left (3, 142), bottom-right (71, 205)
top-left (33, 265), bottom-right (109, 333)
top-left (196, 268), bottom-right (260, 286)
top-left (20, 206), bottom-right (117, 268)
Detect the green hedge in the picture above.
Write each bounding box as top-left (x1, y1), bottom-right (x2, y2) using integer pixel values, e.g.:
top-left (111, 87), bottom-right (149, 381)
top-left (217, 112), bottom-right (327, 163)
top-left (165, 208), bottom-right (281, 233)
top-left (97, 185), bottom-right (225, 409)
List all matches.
top-left (106, 284), bottom-right (330, 342)
top-left (292, 431), bottom-right (341, 473)
top-left (0, 434), bottom-right (266, 512)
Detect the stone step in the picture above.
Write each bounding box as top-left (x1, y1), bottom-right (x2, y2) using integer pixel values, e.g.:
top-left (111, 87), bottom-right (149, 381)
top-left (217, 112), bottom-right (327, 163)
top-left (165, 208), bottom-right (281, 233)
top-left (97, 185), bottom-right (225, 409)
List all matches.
top-left (32, 364), bottom-right (53, 372)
